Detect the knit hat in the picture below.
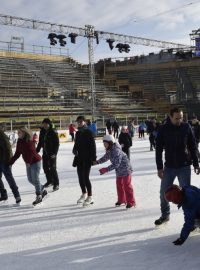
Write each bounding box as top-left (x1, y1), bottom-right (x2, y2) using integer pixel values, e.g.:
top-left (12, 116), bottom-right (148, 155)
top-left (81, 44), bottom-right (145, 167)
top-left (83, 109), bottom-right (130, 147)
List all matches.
top-left (165, 185), bottom-right (184, 204)
top-left (103, 134), bottom-right (115, 143)
top-left (42, 118), bottom-right (52, 125)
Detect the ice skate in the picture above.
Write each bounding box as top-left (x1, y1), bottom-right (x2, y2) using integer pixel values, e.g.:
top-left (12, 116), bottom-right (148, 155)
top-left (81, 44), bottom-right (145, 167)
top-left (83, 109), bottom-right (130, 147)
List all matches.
top-left (77, 193), bottom-right (87, 204)
top-left (83, 196), bottom-right (94, 207)
top-left (115, 202), bottom-right (126, 207)
top-left (14, 197), bottom-right (21, 206)
top-left (42, 189), bottom-right (48, 199)
top-left (32, 195), bottom-right (42, 206)
top-left (126, 204), bottom-right (136, 209)
top-left (53, 185), bottom-right (59, 192)
top-left (154, 216), bottom-right (169, 226)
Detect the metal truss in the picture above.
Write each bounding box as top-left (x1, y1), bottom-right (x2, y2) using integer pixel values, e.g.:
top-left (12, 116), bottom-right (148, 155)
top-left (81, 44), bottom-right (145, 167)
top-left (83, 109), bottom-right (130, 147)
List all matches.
top-left (0, 13), bottom-right (189, 119)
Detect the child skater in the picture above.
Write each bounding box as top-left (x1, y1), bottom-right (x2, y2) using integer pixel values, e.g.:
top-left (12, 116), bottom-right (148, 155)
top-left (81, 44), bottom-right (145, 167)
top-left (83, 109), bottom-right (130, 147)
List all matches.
top-left (9, 127), bottom-right (47, 206)
top-left (94, 134), bottom-right (136, 209)
top-left (165, 184), bottom-right (200, 245)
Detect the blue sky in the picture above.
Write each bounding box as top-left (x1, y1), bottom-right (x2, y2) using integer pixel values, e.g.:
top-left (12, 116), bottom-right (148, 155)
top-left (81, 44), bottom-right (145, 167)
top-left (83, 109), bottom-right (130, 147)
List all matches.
top-left (0, 0), bottom-right (200, 63)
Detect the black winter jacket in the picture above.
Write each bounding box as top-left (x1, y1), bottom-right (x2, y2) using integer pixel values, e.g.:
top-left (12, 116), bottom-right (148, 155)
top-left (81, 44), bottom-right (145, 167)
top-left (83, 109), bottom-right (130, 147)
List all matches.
top-left (0, 130), bottom-right (13, 164)
top-left (36, 127), bottom-right (59, 157)
top-left (73, 126), bottom-right (96, 166)
top-left (156, 119), bottom-right (199, 170)
top-left (118, 132), bottom-right (132, 150)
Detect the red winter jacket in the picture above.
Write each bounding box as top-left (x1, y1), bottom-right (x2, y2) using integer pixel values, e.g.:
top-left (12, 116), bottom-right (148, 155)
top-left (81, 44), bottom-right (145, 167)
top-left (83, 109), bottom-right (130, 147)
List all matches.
top-left (10, 138), bottom-right (42, 165)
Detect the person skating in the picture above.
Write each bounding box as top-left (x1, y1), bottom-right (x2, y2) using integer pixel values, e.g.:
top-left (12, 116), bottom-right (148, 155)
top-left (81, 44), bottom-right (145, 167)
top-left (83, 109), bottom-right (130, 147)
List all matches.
top-left (9, 127), bottom-right (47, 206)
top-left (155, 107), bottom-right (200, 226)
top-left (36, 118), bottom-right (60, 191)
top-left (165, 184), bottom-right (200, 245)
top-left (73, 115), bottom-right (97, 206)
top-left (94, 134), bottom-right (136, 209)
top-left (0, 128), bottom-right (21, 204)
top-left (112, 120), bottom-right (120, 138)
top-left (69, 123), bottom-right (76, 142)
top-left (118, 126), bottom-right (132, 159)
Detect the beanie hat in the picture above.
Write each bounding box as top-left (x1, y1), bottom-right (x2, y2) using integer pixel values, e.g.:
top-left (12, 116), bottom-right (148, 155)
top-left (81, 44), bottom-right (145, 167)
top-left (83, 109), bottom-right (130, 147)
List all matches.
top-left (42, 118), bottom-right (52, 125)
top-left (103, 134), bottom-right (115, 143)
top-left (165, 185), bottom-right (184, 205)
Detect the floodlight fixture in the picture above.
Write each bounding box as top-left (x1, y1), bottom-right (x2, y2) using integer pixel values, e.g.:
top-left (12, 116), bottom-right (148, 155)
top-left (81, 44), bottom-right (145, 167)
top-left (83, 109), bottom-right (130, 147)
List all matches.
top-left (48, 33), bottom-right (57, 46)
top-left (106, 39), bottom-right (115, 50)
top-left (116, 43), bottom-right (130, 53)
top-left (68, 33), bottom-right (78, 44)
top-left (57, 34), bottom-right (67, 46)
top-left (116, 43), bottom-right (124, 53)
top-left (124, 44), bottom-right (130, 53)
top-left (94, 31), bottom-right (99, 44)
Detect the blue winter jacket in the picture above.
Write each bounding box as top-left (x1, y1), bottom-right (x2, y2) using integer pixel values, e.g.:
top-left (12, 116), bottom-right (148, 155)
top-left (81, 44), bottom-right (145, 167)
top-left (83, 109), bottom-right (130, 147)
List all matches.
top-left (179, 185), bottom-right (200, 241)
top-left (156, 118), bottom-right (199, 170)
top-left (97, 143), bottom-right (133, 177)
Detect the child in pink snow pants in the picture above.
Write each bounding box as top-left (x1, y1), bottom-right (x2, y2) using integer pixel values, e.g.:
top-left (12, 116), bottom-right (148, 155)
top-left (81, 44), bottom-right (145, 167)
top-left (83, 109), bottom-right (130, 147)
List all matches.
top-left (94, 134), bottom-right (136, 209)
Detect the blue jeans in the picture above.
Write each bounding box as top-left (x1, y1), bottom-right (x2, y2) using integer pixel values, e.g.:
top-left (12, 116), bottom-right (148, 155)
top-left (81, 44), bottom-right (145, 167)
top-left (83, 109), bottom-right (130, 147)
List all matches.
top-left (160, 166), bottom-right (191, 217)
top-left (26, 161), bottom-right (42, 195)
top-left (0, 163), bottom-right (20, 198)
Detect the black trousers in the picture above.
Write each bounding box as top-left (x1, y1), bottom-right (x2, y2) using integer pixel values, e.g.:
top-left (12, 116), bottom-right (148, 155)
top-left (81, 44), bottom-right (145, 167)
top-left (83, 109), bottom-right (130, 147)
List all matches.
top-left (77, 163), bottom-right (92, 196)
top-left (42, 154), bottom-right (59, 186)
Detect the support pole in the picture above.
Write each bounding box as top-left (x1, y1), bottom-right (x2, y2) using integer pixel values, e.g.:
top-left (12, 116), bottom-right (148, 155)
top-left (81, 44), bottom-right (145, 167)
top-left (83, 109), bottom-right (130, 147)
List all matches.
top-left (85, 25), bottom-right (96, 121)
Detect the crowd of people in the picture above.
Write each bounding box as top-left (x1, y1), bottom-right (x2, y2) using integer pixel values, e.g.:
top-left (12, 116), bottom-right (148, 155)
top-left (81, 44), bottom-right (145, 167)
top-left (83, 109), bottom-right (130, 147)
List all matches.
top-left (1, 107), bottom-right (200, 245)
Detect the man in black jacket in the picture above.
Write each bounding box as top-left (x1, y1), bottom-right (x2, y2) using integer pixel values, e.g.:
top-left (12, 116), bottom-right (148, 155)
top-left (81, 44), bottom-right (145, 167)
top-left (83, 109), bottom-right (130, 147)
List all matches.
top-left (73, 115), bottom-right (96, 206)
top-left (155, 107), bottom-right (200, 225)
top-left (36, 118), bottom-right (60, 191)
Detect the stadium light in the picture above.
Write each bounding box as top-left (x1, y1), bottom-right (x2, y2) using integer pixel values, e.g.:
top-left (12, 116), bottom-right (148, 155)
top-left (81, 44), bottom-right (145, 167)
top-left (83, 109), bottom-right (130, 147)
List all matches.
top-left (57, 34), bottom-right (67, 46)
top-left (68, 33), bottom-right (78, 44)
top-left (106, 39), bottom-right (115, 50)
top-left (94, 31), bottom-right (99, 44)
top-left (116, 43), bottom-right (130, 53)
top-left (48, 33), bottom-right (57, 46)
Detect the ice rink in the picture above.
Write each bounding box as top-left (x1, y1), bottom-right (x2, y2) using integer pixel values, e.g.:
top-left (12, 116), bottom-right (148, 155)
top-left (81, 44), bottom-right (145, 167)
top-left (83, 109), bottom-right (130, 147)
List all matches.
top-left (0, 138), bottom-right (200, 270)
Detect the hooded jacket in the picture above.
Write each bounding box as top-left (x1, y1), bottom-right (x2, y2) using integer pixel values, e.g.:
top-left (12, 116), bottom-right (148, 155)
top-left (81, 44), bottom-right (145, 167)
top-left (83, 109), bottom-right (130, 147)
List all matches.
top-left (156, 118), bottom-right (199, 170)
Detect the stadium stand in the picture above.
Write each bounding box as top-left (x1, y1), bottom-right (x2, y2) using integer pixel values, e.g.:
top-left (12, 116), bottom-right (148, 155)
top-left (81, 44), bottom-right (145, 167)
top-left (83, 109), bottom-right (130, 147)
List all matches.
top-left (0, 51), bottom-right (158, 129)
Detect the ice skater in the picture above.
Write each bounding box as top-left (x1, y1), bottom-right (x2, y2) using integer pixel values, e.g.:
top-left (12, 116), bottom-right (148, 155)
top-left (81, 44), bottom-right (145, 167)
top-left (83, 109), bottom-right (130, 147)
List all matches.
top-left (165, 184), bottom-right (200, 245)
top-left (9, 127), bottom-right (47, 206)
top-left (94, 134), bottom-right (136, 209)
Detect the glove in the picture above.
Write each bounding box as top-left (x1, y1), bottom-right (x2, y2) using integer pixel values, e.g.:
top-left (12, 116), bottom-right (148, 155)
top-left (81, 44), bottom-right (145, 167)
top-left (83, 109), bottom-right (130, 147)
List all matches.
top-left (173, 238), bottom-right (185, 246)
top-left (99, 167), bottom-right (108, 175)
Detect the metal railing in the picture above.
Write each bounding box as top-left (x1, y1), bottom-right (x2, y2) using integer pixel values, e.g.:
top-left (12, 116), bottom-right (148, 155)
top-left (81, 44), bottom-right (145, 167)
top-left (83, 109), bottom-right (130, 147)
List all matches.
top-left (0, 40), bottom-right (70, 57)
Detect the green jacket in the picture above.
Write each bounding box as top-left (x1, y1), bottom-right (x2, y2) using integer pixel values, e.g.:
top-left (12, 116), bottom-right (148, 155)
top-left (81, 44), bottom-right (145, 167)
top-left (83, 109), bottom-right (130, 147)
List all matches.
top-left (0, 130), bottom-right (13, 164)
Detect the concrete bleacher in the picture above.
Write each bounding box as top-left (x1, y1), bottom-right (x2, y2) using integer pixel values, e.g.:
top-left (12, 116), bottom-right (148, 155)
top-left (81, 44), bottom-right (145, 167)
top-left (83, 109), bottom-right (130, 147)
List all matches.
top-left (0, 51), bottom-right (158, 129)
top-left (100, 56), bottom-right (200, 117)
